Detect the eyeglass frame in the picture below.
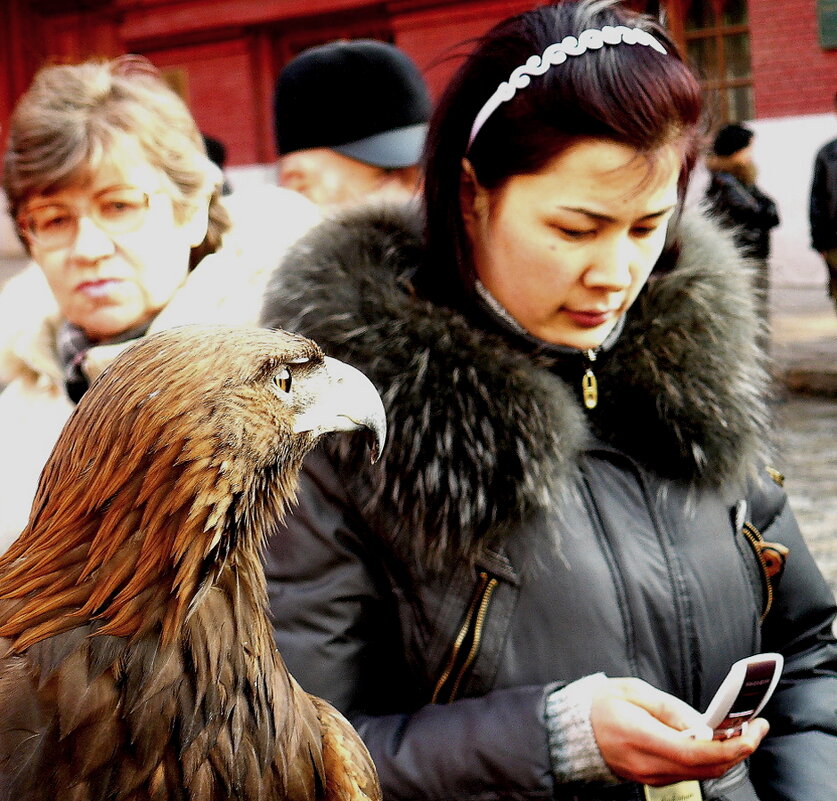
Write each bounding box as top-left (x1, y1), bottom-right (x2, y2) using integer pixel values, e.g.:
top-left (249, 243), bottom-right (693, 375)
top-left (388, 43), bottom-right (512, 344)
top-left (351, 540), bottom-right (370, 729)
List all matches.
top-left (17, 186), bottom-right (166, 251)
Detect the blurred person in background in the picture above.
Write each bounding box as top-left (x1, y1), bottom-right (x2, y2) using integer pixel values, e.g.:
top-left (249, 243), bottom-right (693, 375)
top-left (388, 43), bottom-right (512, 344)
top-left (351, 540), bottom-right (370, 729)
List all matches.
top-left (273, 38), bottom-right (431, 211)
top-left (704, 123), bottom-right (779, 344)
top-left (202, 132), bottom-right (232, 195)
top-left (809, 90), bottom-right (837, 311)
top-left (0, 56), bottom-right (318, 552)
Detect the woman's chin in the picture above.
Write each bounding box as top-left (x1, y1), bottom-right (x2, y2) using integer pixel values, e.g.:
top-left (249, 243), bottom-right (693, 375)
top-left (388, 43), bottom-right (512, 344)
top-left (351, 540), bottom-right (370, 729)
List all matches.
top-left (72, 311), bottom-right (147, 342)
top-left (537, 320), bottom-right (618, 351)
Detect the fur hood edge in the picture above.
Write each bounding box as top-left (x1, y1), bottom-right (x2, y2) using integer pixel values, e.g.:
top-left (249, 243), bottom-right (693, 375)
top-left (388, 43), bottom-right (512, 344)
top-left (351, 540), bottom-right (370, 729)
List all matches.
top-left (262, 205), bottom-right (772, 562)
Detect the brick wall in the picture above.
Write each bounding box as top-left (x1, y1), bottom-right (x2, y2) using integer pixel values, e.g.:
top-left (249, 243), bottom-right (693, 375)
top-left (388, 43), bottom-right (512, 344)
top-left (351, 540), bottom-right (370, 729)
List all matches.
top-left (751, 0), bottom-right (837, 118)
top-left (147, 38), bottom-right (267, 166)
top-left (5, 1), bottom-right (837, 151)
top-left (392, 0), bottom-right (532, 98)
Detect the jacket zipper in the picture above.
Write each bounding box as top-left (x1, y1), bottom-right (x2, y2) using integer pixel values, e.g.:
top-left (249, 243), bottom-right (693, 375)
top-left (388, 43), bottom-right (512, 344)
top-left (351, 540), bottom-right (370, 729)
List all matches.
top-left (582, 349), bottom-right (598, 409)
top-left (741, 520), bottom-right (787, 621)
top-left (583, 458), bottom-right (698, 700)
top-left (432, 571), bottom-right (498, 704)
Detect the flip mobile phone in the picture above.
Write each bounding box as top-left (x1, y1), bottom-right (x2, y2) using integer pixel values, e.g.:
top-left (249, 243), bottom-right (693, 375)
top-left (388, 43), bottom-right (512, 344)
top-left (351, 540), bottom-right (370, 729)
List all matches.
top-left (687, 653), bottom-right (784, 740)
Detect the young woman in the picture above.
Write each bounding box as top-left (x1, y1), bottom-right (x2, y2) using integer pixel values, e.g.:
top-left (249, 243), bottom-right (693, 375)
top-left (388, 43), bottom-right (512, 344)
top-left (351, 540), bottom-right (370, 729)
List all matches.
top-left (0, 57), bottom-right (319, 551)
top-left (260, 3), bottom-right (837, 799)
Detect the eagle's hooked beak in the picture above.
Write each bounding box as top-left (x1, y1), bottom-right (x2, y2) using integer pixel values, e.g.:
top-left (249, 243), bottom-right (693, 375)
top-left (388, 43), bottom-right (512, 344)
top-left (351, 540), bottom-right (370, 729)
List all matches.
top-left (292, 356), bottom-right (387, 463)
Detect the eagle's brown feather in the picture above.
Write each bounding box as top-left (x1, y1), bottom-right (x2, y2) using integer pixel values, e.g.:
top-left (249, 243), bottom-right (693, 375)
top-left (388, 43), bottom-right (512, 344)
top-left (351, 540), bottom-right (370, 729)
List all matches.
top-left (0, 325), bottom-right (384, 801)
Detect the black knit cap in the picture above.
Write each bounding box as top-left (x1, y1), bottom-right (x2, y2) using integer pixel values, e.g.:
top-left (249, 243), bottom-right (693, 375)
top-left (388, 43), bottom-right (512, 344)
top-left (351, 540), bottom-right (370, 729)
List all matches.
top-left (273, 39), bottom-right (431, 169)
top-left (712, 123), bottom-right (754, 157)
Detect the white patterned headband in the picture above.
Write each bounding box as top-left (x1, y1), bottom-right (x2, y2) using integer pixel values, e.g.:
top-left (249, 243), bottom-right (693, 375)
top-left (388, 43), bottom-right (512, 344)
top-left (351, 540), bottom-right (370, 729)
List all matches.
top-left (467, 25), bottom-right (668, 149)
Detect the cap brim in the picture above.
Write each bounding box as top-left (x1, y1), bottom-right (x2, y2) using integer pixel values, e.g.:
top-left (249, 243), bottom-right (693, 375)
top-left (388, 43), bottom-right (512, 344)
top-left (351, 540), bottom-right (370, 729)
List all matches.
top-left (332, 122), bottom-right (428, 169)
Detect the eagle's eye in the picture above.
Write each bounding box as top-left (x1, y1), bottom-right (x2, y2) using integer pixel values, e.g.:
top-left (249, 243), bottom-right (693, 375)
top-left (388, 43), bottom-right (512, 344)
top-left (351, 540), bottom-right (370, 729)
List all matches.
top-left (274, 367), bottom-right (292, 393)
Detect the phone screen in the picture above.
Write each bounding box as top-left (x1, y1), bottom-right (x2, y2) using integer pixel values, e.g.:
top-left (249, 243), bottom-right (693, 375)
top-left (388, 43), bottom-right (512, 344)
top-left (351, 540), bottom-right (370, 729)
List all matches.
top-left (712, 658), bottom-right (777, 738)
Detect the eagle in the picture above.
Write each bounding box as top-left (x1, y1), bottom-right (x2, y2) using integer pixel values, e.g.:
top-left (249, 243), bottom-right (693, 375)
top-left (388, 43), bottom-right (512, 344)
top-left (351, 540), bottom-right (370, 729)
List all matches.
top-left (0, 325), bottom-right (386, 801)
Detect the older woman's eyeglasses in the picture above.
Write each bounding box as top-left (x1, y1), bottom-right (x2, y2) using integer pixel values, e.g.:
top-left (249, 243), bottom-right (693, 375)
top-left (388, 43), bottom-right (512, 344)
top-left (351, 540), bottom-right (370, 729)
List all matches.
top-left (18, 187), bottom-right (152, 250)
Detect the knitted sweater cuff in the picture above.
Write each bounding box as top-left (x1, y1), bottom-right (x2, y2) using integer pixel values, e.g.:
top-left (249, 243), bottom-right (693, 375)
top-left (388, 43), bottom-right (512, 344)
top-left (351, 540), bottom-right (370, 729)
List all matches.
top-left (543, 673), bottom-right (619, 784)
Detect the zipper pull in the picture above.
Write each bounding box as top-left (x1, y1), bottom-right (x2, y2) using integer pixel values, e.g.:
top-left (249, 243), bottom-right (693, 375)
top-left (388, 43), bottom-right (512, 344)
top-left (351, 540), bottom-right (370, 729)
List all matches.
top-left (582, 349), bottom-right (598, 410)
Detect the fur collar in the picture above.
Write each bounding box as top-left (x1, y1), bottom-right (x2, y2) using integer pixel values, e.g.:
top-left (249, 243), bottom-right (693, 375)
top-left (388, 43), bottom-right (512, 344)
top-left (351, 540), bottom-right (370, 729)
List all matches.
top-left (705, 154), bottom-right (758, 186)
top-left (261, 204), bottom-right (771, 563)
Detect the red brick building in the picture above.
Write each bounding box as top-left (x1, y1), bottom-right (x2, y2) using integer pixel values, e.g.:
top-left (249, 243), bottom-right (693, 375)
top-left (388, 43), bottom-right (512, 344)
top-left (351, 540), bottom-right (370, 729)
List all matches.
top-left (3, 0), bottom-right (835, 165)
top-left (2, 0), bottom-right (837, 284)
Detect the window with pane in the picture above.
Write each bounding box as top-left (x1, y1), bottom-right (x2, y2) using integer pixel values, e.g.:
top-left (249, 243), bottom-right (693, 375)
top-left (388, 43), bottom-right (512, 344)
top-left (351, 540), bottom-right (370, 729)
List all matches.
top-left (682, 0), bottom-right (753, 123)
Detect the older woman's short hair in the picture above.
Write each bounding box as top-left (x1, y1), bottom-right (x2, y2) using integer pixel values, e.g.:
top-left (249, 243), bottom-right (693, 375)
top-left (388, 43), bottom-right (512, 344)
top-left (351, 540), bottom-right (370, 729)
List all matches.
top-left (3, 56), bottom-right (229, 266)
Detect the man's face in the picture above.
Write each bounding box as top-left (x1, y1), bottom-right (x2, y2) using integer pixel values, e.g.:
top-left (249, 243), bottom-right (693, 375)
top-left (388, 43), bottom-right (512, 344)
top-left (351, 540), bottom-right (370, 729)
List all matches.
top-left (278, 149), bottom-right (419, 210)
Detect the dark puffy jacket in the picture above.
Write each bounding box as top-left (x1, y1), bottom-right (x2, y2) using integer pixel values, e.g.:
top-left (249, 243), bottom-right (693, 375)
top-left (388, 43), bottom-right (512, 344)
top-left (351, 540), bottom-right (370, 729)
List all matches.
top-left (809, 137), bottom-right (837, 252)
top-left (705, 171), bottom-right (779, 261)
top-left (261, 206), bottom-right (837, 801)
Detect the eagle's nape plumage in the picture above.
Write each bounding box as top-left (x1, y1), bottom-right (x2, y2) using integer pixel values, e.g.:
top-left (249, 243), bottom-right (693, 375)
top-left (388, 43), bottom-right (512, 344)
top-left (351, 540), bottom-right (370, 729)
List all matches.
top-left (0, 324), bottom-right (385, 801)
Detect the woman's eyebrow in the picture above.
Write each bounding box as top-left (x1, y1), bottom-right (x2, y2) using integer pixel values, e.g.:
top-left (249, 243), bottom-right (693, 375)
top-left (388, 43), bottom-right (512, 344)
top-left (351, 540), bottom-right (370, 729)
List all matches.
top-left (557, 204), bottom-right (677, 223)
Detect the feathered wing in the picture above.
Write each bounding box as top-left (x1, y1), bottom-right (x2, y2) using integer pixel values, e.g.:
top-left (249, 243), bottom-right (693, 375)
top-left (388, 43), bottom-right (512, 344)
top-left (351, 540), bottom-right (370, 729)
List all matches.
top-left (0, 579), bottom-right (363, 801)
top-left (308, 695), bottom-right (381, 801)
top-left (0, 630), bottom-right (132, 800)
top-left (0, 638), bottom-right (49, 798)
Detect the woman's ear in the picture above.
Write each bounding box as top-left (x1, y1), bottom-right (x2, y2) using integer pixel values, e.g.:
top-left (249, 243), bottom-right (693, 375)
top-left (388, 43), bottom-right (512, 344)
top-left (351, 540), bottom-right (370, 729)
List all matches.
top-left (182, 199), bottom-right (212, 249)
top-left (460, 158), bottom-right (489, 235)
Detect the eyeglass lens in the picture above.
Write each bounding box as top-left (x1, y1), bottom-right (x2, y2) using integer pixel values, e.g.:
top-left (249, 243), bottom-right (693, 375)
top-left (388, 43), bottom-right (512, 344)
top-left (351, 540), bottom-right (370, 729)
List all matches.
top-left (21, 188), bottom-right (150, 249)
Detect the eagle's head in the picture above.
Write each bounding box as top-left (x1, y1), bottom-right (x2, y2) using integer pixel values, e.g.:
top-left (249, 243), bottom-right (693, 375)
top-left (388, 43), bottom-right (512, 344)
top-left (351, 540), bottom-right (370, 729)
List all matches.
top-left (24, 324), bottom-right (385, 564)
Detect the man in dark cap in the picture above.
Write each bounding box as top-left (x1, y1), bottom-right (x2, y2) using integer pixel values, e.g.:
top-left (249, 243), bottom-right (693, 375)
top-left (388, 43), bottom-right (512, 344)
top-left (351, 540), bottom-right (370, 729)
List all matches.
top-left (273, 39), bottom-right (431, 210)
top-left (809, 91), bottom-right (837, 311)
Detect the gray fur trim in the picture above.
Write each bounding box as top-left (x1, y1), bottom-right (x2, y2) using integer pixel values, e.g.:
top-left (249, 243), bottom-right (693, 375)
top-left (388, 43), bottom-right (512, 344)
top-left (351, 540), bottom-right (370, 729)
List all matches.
top-left (261, 205), bottom-right (771, 563)
top-left (593, 212), bottom-right (772, 487)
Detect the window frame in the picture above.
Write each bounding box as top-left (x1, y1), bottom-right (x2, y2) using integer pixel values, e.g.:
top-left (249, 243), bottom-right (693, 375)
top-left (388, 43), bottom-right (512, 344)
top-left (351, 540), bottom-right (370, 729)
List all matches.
top-left (665, 0), bottom-right (754, 123)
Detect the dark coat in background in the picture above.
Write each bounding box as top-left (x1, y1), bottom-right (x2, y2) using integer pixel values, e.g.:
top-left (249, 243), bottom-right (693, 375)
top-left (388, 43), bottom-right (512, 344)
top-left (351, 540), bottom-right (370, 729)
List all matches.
top-left (260, 206), bottom-right (837, 801)
top-left (704, 158), bottom-right (780, 262)
top-left (809, 136), bottom-right (837, 253)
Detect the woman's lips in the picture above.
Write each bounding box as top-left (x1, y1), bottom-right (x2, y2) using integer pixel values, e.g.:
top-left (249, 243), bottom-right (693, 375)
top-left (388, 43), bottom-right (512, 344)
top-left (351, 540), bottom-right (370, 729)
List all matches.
top-left (76, 278), bottom-right (123, 299)
top-left (564, 308), bottom-right (617, 328)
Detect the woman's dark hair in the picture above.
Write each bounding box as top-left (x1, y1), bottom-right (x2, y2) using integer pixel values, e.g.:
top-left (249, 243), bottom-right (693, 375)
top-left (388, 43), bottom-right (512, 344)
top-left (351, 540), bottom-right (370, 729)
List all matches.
top-left (419, 0), bottom-right (703, 306)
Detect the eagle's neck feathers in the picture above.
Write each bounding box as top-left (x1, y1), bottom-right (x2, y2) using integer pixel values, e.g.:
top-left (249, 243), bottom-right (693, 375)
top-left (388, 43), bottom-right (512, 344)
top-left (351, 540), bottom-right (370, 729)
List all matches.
top-left (0, 436), bottom-right (281, 652)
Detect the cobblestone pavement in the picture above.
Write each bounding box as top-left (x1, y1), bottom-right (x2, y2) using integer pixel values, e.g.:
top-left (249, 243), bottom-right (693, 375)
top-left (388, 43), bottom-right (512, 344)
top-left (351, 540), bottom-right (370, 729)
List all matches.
top-left (772, 393), bottom-right (837, 600)
top-left (770, 285), bottom-right (837, 397)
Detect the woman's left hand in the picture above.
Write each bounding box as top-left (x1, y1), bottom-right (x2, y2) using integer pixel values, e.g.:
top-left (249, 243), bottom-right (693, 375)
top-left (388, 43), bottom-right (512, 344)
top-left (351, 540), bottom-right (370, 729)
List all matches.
top-left (590, 677), bottom-right (769, 786)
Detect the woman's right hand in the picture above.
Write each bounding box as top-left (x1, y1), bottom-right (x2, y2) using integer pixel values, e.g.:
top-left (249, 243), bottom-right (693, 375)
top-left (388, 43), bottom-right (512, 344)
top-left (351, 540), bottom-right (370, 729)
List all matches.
top-left (590, 677), bottom-right (768, 787)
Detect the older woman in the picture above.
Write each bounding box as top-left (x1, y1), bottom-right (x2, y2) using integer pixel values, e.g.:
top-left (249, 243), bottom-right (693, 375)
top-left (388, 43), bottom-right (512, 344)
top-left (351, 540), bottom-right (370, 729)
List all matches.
top-left (0, 56), bottom-right (319, 550)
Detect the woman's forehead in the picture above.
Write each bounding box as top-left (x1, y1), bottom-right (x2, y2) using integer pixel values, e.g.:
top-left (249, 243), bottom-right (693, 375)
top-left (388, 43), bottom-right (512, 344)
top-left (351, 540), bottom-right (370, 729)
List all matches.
top-left (30, 135), bottom-right (162, 200)
top-left (499, 139), bottom-right (681, 211)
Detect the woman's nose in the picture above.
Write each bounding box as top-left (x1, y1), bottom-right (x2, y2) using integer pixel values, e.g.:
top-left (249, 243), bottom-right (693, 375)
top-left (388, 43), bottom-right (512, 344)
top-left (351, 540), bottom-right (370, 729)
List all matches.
top-left (583, 236), bottom-right (634, 290)
top-left (69, 215), bottom-right (116, 261)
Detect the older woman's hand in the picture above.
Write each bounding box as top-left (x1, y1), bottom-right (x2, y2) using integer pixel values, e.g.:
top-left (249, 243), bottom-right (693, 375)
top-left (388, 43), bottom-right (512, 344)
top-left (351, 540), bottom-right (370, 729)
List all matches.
top-left (590, 677), bottom-right (769, 787)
